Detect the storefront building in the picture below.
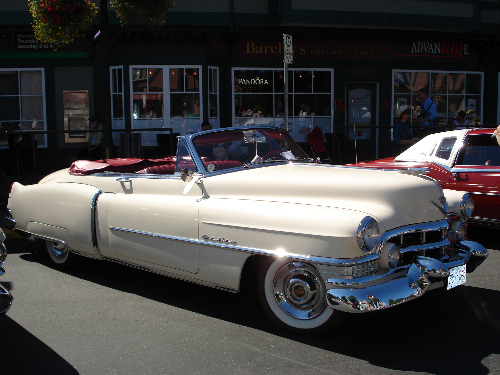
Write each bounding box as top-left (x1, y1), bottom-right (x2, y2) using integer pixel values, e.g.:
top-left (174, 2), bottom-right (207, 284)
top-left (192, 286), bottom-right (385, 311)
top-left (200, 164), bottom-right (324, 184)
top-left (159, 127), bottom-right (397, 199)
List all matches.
top-left (0, 0), bottom-right (498, 173)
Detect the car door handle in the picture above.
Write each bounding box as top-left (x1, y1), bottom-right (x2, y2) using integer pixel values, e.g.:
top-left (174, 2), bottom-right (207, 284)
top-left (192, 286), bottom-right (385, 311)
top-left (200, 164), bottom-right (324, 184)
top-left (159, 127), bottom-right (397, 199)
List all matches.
top-left (116, 177), bottom-right (132, 183)
top-left (453, 173), bottom-right (469, 182)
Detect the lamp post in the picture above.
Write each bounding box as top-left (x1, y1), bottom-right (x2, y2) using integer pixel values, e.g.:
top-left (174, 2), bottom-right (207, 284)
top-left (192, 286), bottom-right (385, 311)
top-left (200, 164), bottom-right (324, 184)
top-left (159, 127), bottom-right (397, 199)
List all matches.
top-left (100, 0), bottom-right (114, 159)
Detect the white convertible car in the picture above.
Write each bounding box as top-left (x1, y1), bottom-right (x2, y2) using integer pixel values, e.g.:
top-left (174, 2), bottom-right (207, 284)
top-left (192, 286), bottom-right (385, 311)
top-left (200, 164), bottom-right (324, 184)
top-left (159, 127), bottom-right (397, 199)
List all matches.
top-left (5, 127), bottom-right (488, 332)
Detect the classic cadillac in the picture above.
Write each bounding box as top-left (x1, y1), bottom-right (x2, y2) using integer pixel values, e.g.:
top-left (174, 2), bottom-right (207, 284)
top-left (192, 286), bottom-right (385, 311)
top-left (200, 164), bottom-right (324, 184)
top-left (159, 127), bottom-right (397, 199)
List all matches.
top-left (5, 127), bottom-right (488, 332)
top-left (0, 228), bottom-right (13, 314)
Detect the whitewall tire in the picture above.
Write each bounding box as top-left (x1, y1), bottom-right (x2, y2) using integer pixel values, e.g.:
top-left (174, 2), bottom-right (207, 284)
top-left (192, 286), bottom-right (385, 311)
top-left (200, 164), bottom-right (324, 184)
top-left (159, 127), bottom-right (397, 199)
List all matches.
top-left (258, 257), bottom-right (336, 332)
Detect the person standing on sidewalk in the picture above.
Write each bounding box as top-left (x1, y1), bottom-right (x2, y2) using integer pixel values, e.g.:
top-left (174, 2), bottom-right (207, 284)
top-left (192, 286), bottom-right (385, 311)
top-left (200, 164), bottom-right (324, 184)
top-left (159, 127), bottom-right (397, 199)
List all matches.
top-left (415, 88), bottom-right (438, 138)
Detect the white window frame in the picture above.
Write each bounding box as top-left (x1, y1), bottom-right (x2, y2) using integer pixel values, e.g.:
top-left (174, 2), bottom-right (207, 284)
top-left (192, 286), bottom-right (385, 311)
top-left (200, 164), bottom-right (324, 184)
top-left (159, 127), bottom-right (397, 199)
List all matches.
top-left (208, 66), bottom-right (220, 128)
top-left (110, 66), bottom-right (125, 145)
top-left (0, 68), bottom-right (47, 148)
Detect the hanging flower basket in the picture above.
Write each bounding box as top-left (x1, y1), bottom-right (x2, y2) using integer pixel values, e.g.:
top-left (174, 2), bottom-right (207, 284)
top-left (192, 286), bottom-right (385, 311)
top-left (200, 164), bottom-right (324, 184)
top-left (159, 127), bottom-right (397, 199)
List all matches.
top-left (29, 0), bottom-right (98, 49)
top-left (110, 0), bottom-right (175, 27)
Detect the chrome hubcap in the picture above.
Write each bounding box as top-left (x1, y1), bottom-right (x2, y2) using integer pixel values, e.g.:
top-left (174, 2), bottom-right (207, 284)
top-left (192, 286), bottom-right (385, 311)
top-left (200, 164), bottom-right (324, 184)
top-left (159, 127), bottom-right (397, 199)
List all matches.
top-left (49, 241), bottom-right (68, 259)
top-left (273, 262), bottom-right (327, 320)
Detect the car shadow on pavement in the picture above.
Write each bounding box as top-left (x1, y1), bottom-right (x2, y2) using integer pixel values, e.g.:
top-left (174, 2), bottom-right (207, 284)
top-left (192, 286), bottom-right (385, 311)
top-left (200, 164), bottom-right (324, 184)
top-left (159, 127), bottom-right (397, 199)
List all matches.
top-left (468, 225), bottom-right (499, 251)
top-left (13, 241), bottom-right (500, 375)
top-left (0, 314), bottom-right (79, 374)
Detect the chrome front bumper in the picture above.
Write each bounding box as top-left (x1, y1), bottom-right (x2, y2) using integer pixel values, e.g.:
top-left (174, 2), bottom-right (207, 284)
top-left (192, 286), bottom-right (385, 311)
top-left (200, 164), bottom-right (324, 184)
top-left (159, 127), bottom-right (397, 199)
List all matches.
top-left (326, 240), bottom-right (488, 313)
top-left (0, 229), bottom-right (13, 314)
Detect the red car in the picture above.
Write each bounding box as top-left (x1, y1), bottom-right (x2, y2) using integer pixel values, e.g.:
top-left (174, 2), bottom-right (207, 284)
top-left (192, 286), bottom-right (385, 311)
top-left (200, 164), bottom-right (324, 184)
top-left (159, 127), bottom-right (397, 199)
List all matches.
top-left (345, 128), bottom-right (500, 226)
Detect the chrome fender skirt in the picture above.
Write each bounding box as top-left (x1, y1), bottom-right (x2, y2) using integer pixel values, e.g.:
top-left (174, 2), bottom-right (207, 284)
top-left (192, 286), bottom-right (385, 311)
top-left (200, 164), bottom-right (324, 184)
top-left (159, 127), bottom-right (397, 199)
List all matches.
top-left (326, 240), bottom-right (488, 313)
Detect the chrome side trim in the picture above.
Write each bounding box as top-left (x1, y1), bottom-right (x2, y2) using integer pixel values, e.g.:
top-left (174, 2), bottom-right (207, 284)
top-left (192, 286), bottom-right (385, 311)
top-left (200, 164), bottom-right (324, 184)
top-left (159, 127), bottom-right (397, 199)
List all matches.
top-left (18, 229), bottom-right (69, 248)
top-left (101, 255), bottom-right (238, 293)
top-left (452, 168), bottom-right (500, 173)
top-left (469, 192), bottom-right (500, 198)
top-left (469, 217), bottom-right (500, 227)
top-left (108, 226), bottom-right (381, 266)
top-left (91, 190), bottom-right (103, 258)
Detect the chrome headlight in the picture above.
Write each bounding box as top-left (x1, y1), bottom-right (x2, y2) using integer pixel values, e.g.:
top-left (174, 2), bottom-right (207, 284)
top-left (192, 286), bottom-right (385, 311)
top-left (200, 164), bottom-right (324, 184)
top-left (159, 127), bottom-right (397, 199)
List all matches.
top-left (357, 217), bottom-right (380, 252)
top-left (0, 243), bottom-right (6, 267)
top-left (460, 194), bottom-right (474, 219)
top-left (449, 220), bottom-right (468, 242)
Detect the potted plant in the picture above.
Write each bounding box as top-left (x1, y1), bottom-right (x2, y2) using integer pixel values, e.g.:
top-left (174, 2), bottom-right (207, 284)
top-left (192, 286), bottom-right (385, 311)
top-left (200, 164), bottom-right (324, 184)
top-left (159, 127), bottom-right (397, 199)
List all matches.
top-left (29, 0), bottom-right (98, 48)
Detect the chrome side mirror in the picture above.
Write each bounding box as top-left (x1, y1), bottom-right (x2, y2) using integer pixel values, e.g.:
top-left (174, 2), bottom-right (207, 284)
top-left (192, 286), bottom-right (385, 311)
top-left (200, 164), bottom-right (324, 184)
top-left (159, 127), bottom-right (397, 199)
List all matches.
top-left (181, 168), bottom-right (194, 182)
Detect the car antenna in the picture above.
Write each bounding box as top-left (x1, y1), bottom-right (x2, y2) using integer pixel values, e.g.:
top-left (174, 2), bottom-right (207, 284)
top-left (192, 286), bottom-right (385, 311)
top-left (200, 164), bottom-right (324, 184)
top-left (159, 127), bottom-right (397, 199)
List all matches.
top-left (351, 98), bottom-right (358, 165)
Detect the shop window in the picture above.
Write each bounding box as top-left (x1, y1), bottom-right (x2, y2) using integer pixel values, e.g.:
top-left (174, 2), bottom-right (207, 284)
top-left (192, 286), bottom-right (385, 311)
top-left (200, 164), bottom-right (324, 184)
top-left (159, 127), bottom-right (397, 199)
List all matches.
top-left (0, 69), bottom-right (46, 148)
top-left (233, 68), bottom-right (333, 141)
top-left (130, 65), bottom-right (202, 146)
top-left (393, 70), bottom-right (483, 130)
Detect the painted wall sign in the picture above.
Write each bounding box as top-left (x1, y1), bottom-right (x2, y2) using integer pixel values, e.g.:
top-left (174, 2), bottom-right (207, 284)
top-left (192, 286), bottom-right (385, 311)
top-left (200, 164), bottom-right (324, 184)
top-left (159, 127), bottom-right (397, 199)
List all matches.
top-left (237, 37), bottom-right (392, 61)
top-left (393, 41), bottom-right (477, 63)
top-left (237, 36), bottom-right (478, 63)
top-left (16, 33), bottom-right (53, 50)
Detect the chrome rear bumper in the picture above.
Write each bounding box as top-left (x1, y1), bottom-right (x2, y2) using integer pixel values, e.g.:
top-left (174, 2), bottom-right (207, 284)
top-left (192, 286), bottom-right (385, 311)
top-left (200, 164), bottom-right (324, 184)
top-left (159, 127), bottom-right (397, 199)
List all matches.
top-left (326, 240), bottom-right (488, 312)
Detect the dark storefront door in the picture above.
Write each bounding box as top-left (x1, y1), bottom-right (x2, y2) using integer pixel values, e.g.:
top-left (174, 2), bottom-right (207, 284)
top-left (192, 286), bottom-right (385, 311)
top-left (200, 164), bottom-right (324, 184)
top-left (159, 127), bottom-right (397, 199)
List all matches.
top-left (345, 83), bottom-right (378, 162)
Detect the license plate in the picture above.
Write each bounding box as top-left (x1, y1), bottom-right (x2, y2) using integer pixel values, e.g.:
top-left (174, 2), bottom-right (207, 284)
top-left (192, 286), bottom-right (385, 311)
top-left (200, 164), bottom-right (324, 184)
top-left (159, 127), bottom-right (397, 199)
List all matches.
top-left (447, 264), bottom-right (466, 290)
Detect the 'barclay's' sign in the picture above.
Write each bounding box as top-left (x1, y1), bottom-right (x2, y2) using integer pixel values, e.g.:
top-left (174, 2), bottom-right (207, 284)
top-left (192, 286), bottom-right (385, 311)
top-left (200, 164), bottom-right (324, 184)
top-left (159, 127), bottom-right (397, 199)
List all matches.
top-left (237, 37), bottom-right (391, 61)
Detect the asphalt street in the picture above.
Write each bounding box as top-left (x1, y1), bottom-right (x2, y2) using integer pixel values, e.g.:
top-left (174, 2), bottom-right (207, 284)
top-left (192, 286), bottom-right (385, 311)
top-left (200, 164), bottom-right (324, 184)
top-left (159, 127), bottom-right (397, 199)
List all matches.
top-left (0, 226), bottom-right (499, 375)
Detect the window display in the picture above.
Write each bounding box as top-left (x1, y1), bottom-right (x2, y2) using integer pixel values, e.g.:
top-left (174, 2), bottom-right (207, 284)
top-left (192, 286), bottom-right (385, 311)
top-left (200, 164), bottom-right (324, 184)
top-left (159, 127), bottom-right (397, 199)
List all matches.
top-left (130, 65), bottom-right (202, 146)
top-left (233, 68), bottom-right (333, 141)
top-left (393, 70), bottom-right (483, 131)
top-left (0, 69), bottom-right (46, 147)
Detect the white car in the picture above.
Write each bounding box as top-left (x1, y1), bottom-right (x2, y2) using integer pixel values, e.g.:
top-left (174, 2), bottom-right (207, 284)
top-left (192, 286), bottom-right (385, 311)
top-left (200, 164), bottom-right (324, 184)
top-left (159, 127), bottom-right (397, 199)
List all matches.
top-left (5, 127), bottom-right (488, 332)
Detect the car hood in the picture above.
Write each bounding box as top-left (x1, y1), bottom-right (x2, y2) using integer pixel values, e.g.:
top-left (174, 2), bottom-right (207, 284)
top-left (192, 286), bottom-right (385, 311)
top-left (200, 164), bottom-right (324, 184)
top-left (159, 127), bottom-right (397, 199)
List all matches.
top-left (203, 163), bottom-right (446, 231)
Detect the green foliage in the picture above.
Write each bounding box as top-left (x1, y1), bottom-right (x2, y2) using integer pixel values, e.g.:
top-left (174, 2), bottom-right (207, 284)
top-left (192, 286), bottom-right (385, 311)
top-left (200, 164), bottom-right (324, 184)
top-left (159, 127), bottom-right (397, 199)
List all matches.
top-left (110, 0), bottom-right (175, 27)
top-left (29, 0), bottom-right (97, 49)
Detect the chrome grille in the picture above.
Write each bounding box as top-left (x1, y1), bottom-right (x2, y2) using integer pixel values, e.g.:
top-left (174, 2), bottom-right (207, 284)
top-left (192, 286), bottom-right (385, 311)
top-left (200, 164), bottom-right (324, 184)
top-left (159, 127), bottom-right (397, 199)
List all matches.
top-left (388, 228), bottom-right (448, 267)
top-left (315, 259), bottom-right (379, 279)
top-left (394, 229), bottom-right (446, 248)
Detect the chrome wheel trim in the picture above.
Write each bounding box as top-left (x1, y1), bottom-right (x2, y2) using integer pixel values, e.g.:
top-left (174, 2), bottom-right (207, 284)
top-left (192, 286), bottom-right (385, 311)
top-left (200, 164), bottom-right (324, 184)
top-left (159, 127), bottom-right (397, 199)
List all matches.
top-left (264, 259), bottom-right (333, 329)
top-left (47, 241), bottom-right (69, 261)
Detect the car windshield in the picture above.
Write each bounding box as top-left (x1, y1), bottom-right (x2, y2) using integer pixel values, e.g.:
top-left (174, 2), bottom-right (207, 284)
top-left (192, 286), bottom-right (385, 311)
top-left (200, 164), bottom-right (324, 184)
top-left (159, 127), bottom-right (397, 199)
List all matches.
top-left (457, 134), bottom-right (500, 166)
top-left (191, 127), bottom-right (312, 172)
